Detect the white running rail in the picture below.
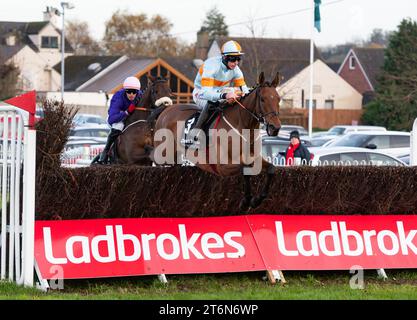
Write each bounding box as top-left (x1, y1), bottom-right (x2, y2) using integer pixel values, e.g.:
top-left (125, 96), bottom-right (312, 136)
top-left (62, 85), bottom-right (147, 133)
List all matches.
top-left (0, 106), bottom-right (36, 287)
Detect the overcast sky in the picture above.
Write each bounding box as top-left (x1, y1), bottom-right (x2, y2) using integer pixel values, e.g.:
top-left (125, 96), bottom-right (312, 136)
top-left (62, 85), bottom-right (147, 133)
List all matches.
top-left (1, 0), bottom-right (417, 47)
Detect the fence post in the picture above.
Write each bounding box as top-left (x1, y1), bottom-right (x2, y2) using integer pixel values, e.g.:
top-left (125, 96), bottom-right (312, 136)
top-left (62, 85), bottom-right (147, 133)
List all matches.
top-left (22, 128), bottom-right (36, 287)
top-left (411, 118), bottom-right (417, 166)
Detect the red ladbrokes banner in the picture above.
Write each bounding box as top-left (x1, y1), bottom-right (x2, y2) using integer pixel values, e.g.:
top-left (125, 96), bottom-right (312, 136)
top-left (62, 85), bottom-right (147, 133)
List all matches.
top-left (35, 215), bottom-right (417, 279)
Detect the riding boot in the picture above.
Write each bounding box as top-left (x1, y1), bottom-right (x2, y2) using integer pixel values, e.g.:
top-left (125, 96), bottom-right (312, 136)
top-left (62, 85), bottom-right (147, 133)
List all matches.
top-left (193, 103), bottom-right (210, 133)
top-left (98, 129), bottom-right (121, 164)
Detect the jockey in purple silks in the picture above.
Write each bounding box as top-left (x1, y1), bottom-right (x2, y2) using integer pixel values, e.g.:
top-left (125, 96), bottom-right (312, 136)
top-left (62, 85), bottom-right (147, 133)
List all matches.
top-left (97, 76), bottom-right (143, 164)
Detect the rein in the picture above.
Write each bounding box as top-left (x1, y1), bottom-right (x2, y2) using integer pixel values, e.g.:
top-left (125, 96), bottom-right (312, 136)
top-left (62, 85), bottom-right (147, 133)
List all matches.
top-left (135, 107), bottom-right (151, 111)
top-left (233, 85), bottom-right (280, 124)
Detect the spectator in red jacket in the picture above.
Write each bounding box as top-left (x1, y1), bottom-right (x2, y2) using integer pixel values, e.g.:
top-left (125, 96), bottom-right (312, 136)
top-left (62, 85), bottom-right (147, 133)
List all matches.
top-left (285, 130), bottom-right (311, 165)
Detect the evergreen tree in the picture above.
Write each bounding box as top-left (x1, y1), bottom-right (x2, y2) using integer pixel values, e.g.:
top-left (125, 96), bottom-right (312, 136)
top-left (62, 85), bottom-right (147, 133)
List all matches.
top-left (200, 6), bottom-right (229, 41)
top-left (362, 19), bottom-right (417, 131)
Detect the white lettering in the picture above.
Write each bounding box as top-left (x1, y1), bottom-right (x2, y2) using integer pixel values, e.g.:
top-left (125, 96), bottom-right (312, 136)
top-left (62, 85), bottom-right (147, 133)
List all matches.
top-left (339, 222), bottom-right (364, 256)
top-left (115, 225), bottom-right (141, 262)
top-left (397, 221), bottom-right (417, 255)
top-left (201, 233), bottom-right (225, 259)
top-left (224, 231), bottom-right (245, 258)
top-left (66, 235), bottom-right (91, 264)
top-left (91, 226), bottom-right (116, 263)
top-left (377, 230), bottom-right (399, 256)
top-left (275, 221), bottom-right (299, 256)
top-left (317, 222), bottom-right (341, 256)
top-left (43, 227), bottom-right (68, 264)
top-left (178, 224), bottom-right (204, 259)
top-left (141, 233), bottom-right (156, 261)
top-left (157, 233), bottom-right (180, 260)
top-left (363, 230), bottom-right (376, 255)
top-left (296, 230), bottom-right (319, 256)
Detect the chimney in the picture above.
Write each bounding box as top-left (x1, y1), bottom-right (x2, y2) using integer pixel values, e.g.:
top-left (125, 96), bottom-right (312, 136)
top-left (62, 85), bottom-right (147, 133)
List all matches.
top-left (195, 30), bottom-right (209, 61)
top-left (43, 6), bottom-right (60, 28)
top-left (5, 33), bottom-right (16, 46)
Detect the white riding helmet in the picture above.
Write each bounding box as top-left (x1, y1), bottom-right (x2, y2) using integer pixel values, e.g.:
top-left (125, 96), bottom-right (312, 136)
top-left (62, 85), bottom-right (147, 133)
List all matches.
top-left (123, 76), bottom-right (141, 90)
top-left (221, 40), bottom-right (244, 56)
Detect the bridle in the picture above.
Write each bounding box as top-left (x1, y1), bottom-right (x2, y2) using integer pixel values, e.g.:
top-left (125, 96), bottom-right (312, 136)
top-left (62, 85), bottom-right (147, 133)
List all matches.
top-left (233, 84), bottom-right (280, 126)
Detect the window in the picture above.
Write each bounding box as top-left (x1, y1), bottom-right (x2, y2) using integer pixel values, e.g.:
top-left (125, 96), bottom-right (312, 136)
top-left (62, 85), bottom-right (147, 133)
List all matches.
top-left (390, 135), bottom-right (410, 148)
top-left (324, 100), bottom-right (334, 110)
top-left (282, 99), bottom-right (293, 108)
top-left (305, 99), bottom-right (316, 109)
top-left (41, 36), bottom-right (58, 49)
top-left (340, 152), bottom-right (367, 165)
top-left (368, 153), bottom-right (400, 166)
top-left (349, 56), bottom-right (356, 70)
top-left (367, 135), bottom-right (390, 149)
top-left (319, 154), bottom-right (340, 163)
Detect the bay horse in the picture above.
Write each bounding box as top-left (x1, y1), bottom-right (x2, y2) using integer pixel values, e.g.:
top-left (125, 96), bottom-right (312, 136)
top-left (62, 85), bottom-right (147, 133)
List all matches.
top-left (92, 76), bottom-right (172, 165)
top-left (152, 72), bottom-right (281, 211)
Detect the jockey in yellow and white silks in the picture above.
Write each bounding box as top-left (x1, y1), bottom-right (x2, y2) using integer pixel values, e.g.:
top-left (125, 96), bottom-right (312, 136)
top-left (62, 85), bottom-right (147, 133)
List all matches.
top-left (192, 40), bottom-right (250, 131)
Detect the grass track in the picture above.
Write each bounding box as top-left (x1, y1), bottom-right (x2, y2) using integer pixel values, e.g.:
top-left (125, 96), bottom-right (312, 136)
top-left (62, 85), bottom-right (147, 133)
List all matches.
top-left (1, 270), bottom-right (417, 300)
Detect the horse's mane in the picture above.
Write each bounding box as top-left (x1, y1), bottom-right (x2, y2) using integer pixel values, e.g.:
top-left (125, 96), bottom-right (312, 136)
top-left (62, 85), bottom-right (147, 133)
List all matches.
top-left (241, 81), bottom-right (273, 101)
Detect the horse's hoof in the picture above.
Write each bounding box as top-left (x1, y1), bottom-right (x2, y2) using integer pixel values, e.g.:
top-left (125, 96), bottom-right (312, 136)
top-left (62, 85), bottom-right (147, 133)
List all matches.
top-left (250, 196), bottom-right (263, 209)
top-left (239, 198), bottom-right (251, 212)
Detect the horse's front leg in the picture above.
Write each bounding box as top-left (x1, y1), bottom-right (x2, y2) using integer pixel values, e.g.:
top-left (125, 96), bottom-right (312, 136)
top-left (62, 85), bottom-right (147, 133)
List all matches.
top-left (239, 167), bottom-right (253, 212)
top-left (250, 161), bottom-right (275, 209)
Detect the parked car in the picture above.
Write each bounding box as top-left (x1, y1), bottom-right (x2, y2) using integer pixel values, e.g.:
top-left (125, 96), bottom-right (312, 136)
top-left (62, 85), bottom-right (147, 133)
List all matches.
top-left (397, 153), bottom-right (410, 165)
top-left (73, 113), bottom-right (108, 126)
top-left (301, 135), bottom-right (337, 147)
top-left (262, 136), bottom-right (312, 165)
top-left (68, 124), bottom-right (110, 143)
top-left (323, 131), bottom-right (410, 157)
top-left (312, 125), bottom-right (387, 138)
top-left (308, 147), bottom-right (407, 166)
top-left (260, 124), bottom-right (308, 138)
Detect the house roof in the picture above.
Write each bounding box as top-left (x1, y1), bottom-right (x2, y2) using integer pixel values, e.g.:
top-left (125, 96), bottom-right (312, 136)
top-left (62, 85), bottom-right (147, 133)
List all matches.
top-left (353, 47), bottom-right (385, 88)
top-left (163, 56), bottom-right (198, 82)
top-left (0, 20), bottom-right (74, 55)
top-left (53, 55), bottom-right (123, 91)
top-left (213, 37), bottom-right (322, 86)
top-left (0, 43), bottom-right (25, 62)
top-left (78, 57), bottom-right (156, 92)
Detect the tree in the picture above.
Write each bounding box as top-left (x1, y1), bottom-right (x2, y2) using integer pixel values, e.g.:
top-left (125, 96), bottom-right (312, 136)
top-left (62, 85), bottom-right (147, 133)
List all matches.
top-left (66, 20), bottom-right (103, 55)
top-left (0, 61), bottom-right (20, 100)
top-left (362, 19), bottom-right (417, 131)
top-left (200, 6), bottom-right (228, 41)
top-left (103, 10), bottom-right (189, 57)
top-left (364, 28), bottom-right (392, 47)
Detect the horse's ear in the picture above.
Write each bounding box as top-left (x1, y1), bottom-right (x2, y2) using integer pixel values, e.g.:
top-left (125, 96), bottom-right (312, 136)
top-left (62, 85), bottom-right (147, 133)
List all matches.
top-left (147, 75), bottom-right (156, 83)
top-left (258, 72), bottom-right (265, 85)
top-left (271, 72), bottom-right (281, 87)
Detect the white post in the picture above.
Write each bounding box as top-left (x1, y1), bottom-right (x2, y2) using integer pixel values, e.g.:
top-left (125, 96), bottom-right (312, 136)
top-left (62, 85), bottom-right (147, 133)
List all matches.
top-left (411, 118), bottom-right (417, 166)
top-left (308, 3), bottom-right (315, 138)
top-left (60, 5), bottom-right (65, 101)
top-left (22, 129), bottom-right (36, 287)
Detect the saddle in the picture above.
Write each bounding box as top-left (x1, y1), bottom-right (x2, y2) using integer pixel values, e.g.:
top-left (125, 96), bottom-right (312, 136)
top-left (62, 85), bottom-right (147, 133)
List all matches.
top-left (181, 101), bottom-right (224, 150)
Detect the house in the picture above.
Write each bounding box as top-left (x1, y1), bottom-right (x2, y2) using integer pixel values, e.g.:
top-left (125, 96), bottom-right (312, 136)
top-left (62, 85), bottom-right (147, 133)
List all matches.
top-left (46, 55), bottom-right (198, 117)
top-left (337, 47), bottom-right (385, 104)
top-left (198, 34), bottom-right (322, 87)
top-left (278, 59), bottom-right (363, 129)
top-left (0, 7), bottom-right (74, 92)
